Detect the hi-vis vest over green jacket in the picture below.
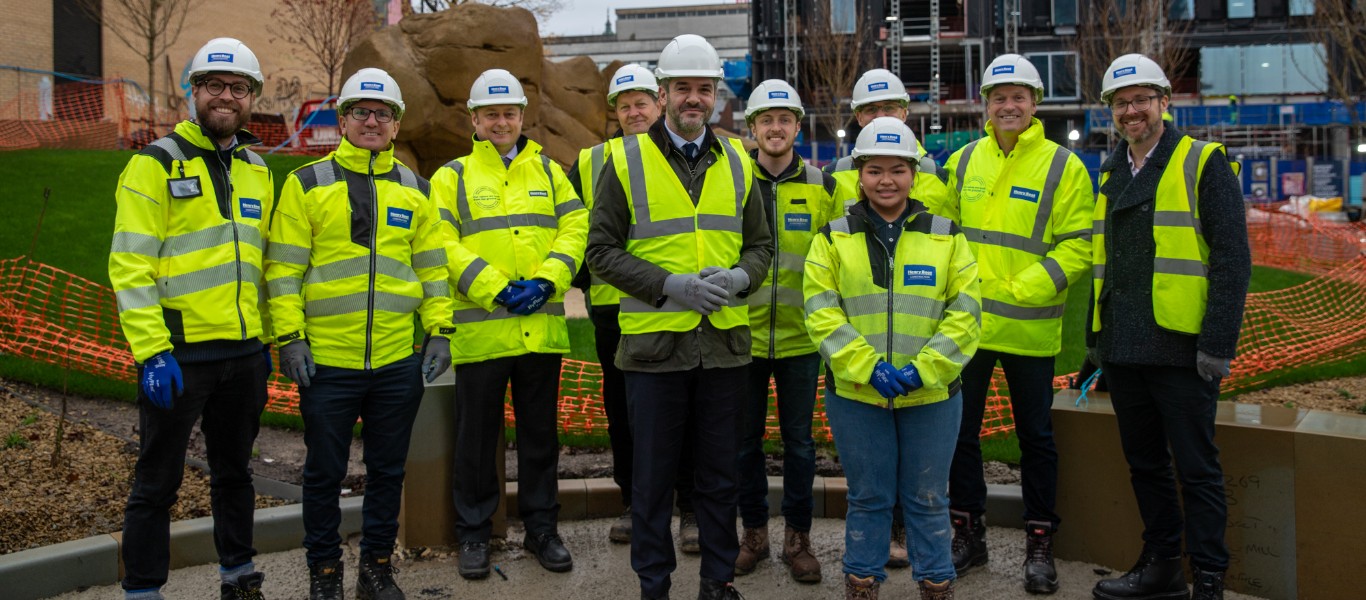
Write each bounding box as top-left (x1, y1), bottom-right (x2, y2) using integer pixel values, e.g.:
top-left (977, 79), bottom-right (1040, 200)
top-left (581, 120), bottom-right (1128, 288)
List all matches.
top-left (264, 138), bottom-right (453, 371)
top-left (431, 136), bottom-right (588, 364)
top-left (944, 118), bottom-right (1094, 357)
top-left (750, 152), bottom-right (838, 359)
top-left (110, 121), bottom-right (274, 363)
top-left (804, 201), bottom-right (981, 408)
top-left (576, 140), bottom-right (624, 307)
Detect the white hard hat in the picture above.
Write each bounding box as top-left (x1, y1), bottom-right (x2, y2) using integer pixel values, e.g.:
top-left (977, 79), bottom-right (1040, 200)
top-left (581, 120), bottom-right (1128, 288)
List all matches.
top-left (608, 64), bottom-right (659, 106)
top-left (851, 69), bottom-right (909, 109)
top-left (468, 68), bottom-right (528, 110)
top-left (852, 117), bottom-right (922, 162)
top-left (980, 54), bottom-right (1044, 103)
top-left (1100, 54), bottom-right (1171, 103)
top-left (187, 37), bottom-right (263, 95)
top-left (339, 68), bottom-right (405, 120)
top-left (745, 79), bottom-right (804, 122)
top-left (654, 34), bottom-right (724, 80)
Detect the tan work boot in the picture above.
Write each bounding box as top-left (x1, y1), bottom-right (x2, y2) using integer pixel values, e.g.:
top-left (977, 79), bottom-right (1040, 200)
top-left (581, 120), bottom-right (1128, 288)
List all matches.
top-left (845, 573), bottom-right (879, 599)
top-left (781, 526), bottom-right (822, 583)
top-left (679, 511), bottom-right (701, 554)
top-left (886, 520), bottom-right (910, 569)
top-left (733, 526), bottom-right (770, 575)
top-left (918, 578), bottom-right (954, 600)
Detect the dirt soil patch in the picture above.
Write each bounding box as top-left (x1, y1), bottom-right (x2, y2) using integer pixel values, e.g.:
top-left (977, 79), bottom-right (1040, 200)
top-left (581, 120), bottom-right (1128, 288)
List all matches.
top-left (1234, 375), bottom-right (1366, 414)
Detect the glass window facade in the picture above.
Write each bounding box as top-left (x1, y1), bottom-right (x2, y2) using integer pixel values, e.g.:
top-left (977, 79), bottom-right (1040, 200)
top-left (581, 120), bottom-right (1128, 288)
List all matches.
top-left (831, 0), bottom-right (856, 34)
top-left (1290, 0), bottom-right (1314, 16)
top-left (1026, 52), bottom-right (1079, 101)
top-left (1200, 44), bottom-right (1326, 95)
top-left (1228, 0), bottom-right (1255, 18)
top-left (1171, 0), bottom-right (1195, 20)
top-left (1053, 0), bottom-right (1077, 25)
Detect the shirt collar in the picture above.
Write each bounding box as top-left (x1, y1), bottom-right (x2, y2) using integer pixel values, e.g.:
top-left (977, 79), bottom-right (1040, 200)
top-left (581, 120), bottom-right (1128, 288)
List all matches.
top-left (1128, 142), bottom-right (1158, 175)
top-left (664, 122), bottom-right (705, 151)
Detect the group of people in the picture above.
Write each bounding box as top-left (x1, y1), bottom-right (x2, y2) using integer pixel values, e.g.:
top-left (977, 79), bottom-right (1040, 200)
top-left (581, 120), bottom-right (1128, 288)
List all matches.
top-left (108, 31), bottom-right (1249, 600)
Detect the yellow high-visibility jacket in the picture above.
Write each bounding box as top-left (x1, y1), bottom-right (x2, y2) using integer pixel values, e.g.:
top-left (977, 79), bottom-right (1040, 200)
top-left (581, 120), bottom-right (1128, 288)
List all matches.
top-left (431, 136), bottom-right (588, 364)
top-left (265, 138), bottom-right (453, 370)
top-left (576, 141), bottom-right (623, 307)
top-left (804, 201), bottom-right (981, 408)
top-left (944, 119), bottom-right (1094, 356)
top-left (109, 121), bottom-right (274, 363)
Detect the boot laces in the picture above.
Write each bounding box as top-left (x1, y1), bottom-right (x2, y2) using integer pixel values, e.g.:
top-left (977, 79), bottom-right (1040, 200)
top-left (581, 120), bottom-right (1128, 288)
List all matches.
top-left (741, 528), bottom-right (765, 550)
top-left (362, 558), bottom-right (400, 590)
top-left (230, 586), bottom-right (265, 600)
top-left (788, 530), bottom-right (813, 558)
top-left (1193, 570), bottom-right (1225, 597)
top-left (311, 565), bottom-right (343, 597)
top-left (1026, 531), bottom-right (1052, 563)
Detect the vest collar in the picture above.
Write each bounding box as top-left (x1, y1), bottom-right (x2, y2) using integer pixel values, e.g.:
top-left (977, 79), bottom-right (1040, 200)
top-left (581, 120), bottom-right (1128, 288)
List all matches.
top-left (983, 117), bottom-right (1044, 155)
top-left (176, 120), bottom-right (262, 152)
top-left (648, 118), bottom-right (720, 157)
top-left (470, 134), bottom-right (536, 166)
top-left (749, 149), bottom-right (803, 182)
top-left (332, 137), bottom-right (395, 174)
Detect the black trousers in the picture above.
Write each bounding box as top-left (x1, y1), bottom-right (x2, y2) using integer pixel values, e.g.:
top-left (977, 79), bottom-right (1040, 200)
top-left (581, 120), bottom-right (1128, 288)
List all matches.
top-left (452, 352), bottom-right (562, 542)
top-left (121, 351), bottom-right (269, 591)
top-left (1104, 362), bottom-right (1229, 571)
top-left (592, 304), bottom-right (695, 512)
top-left (627, 366), bottom-right (745, 599)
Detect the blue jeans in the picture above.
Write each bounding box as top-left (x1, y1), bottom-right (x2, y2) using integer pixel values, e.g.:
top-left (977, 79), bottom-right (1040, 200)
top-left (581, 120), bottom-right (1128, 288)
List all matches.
top-left (827, 390), bottom-right (962, 583)
top-left (300, 354), bottom-right (424, 563)
top-left (738, 353), bottom-right (820, 531)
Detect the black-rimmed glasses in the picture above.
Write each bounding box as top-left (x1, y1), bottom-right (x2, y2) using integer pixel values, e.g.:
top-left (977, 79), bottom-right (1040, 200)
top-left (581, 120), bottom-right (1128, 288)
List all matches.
top-left (199, 79), bottom-right (252, 100)
top-left (1110, 94), bottom-right (1159, 114)
top-left (347, 106), bottom-right (395, 123)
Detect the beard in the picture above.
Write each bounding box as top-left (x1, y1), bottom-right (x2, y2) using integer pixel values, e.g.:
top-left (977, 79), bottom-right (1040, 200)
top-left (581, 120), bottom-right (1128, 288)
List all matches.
top-left (196, 98), bottom-right (251, 142)
top-left (1119, 115), bottom-right (1162, 147)
top-left (666, 101), bottom-right (713, 138)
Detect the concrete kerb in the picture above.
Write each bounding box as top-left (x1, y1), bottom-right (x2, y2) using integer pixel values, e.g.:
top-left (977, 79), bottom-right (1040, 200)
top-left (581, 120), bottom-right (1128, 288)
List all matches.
top-left (0, 479), bottom-right (1027, 599)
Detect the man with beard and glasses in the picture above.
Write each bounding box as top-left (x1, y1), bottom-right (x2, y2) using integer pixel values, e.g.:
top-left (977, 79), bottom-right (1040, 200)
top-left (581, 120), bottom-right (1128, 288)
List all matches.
top-left (731, 79), bottom-right (835, 584)
top-left (585, 34), bottom-right (771, 600)
top-left (109, 37), bottom-right (273, 600)
top-left (1088, 54), bottom-right (1250, 600)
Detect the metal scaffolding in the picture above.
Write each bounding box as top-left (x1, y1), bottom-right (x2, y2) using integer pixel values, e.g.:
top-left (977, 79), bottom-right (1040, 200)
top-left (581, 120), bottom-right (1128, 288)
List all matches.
top-left (929, 0), bottom-right (941, 132)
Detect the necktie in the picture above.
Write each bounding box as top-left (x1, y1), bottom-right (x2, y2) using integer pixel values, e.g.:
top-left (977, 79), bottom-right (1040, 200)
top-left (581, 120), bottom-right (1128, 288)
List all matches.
top-left (683, 142), bottom-right (698, 160)
top-left (502, 156), bottom-right (512, 168)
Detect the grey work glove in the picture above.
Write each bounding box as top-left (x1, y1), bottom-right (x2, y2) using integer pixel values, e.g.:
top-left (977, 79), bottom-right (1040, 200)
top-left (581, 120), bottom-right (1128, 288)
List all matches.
top-left (661, 273), bottom-right (727, 315)
top-left (280, 341), bottom-right (316, 388)
top-left (699, 266), bottom-right (750, 300)
top-left (1086, 346), bottom-right (1101, 368)
top-left (422, 336), bottom-right (452, 383)
top-left (1196, 350), bottom-right (1231, 382)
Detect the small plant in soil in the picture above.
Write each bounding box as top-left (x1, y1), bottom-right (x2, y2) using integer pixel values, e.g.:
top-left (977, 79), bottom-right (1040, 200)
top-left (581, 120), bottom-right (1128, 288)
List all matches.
top-left (1283, 401), bottom-right (1296, 409)
top-left (1357, 403), bottom-right (1366, 415)
top-left (4, 431), bottom-right (29, 450)
top-left (21, 412), bottom-right (41, 426)
top-left (1336, 388), bottom-right (1356, 400)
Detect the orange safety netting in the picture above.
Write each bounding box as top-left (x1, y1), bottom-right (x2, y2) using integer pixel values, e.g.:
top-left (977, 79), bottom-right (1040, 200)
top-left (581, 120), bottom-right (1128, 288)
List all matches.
top-left (2, 206), bottom-right (1364, 442)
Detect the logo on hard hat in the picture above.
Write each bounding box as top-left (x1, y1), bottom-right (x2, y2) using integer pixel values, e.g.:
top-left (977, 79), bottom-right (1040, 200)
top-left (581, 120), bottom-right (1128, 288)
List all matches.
top-left (615, 75), bottom-right (634, 84)
top-left (360, 82), bottom-right (384, 92)
top-left (1113, 66), bottom-right (1137, 78)
top-left (868, 82), bottom-right (889, 92)
top-left (876, 133), bottom-right (901, 144)
top-left (208, 53), bottom-right (233, 63)
top-left (489, 85), bottom-right (510, 94)
top-left (992, 65), bottom-right (1015, 75)
top-left (769, 91), bottom-right (789, 99)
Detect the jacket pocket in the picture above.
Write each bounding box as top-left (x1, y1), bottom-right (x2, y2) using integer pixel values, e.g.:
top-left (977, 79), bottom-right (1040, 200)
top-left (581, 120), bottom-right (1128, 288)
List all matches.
top-left (724, 326), bottom-right (751, 355)
top-left (621, 334), bottom-right (676, 362)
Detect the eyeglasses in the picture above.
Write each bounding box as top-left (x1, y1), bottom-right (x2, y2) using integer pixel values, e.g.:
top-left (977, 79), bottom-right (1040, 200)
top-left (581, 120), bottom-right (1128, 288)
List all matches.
top-left (857, 103), bottom-right (905, 119)
top-left (199, 79), bottom-right (252, 100)
top-left (1110, 94), bottom-right (1159, 114)
top-left (346, 106), bottom-right (395, 123)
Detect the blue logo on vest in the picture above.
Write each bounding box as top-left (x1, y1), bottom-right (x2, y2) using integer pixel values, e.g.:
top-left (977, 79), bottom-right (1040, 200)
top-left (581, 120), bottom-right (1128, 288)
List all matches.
top-left (1009, 186), bottom-right (1040, 202)
top-left (769, 91), bottom-right (789, 99)
top-left (529, 190), bottom-right (548, 197)
top-left (903, 265), bottom-right (937, 286)
top-left (1113, 66), bottom-right (1137, 78)
top-left (992, 65), bottom-right (1015, 75)
top-left (868, 82), bottom-right (889, 92)
top-left (387, 207), bottom-right (413, 228)
top-left (207, 53), bottom-right (233, 63)
top-left (360, 82), bottom-right (384, 91)
top-left (876, 133), bottom-right (901, 144)
top-left (489, 85), bottom-right (509, 94)
top-left (615, 74), bottom-right (634, 85)
top-left (239, 198), bottom-right (261, 219)
top-left (784, 213), bottom-right (811, 231)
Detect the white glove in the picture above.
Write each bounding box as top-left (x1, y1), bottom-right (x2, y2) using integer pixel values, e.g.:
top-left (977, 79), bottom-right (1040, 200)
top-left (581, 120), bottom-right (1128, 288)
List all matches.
top-left (661, 273), bottom-right (727, 315)
top-left (699, 266), bottom-right (750, 299)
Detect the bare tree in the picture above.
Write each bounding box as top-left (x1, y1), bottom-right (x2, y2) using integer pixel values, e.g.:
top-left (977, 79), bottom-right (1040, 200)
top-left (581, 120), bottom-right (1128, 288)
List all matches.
top-left (412, 0), bottom-right (565, 23)
top-left (1304, 1), bottom-right (1366, 127)
top-left (1073, 0), bottom-right (1193, 105)
top-left (77, 0), bottom-right (199, 112)
top-left (270, 0), bottom-right (377, 98)
top-left (800, 0), bottom-right (875, 144)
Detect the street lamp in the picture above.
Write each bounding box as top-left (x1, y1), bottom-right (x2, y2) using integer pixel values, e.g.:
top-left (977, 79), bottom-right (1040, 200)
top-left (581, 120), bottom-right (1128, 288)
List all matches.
top-left (1068, 130), bottom-right (1081, 142)
top-left (837, 129), bottom-right (847, 158)
top-left (1357, 142), bottom-right (1366, 154)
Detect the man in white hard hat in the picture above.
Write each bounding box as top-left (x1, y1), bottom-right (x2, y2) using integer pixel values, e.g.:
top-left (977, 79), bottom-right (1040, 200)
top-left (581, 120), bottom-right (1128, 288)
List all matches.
top-left (1088, 54), bottom-right (1250, 600)
top-left (110, 37), bottom-right (272, 600)
top-left (265, 67), bottom-right (453, 600)
top-left (732, 78), bottom-right (835, 584)
top-left (942, 54), bottom-right (1095, 595)
top-left (568, 64), bottom-right (704, 550)
top-left (431, 68), bottom-right (588, 580)
top-left (585, 34), bottom-right (771, 600)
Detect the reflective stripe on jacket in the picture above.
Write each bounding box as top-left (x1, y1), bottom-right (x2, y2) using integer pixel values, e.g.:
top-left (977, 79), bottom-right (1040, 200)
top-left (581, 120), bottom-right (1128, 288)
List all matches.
top-left (265, 138), bottom-right (453, 370)
top-left (577, 142), bottom-right (623, 307)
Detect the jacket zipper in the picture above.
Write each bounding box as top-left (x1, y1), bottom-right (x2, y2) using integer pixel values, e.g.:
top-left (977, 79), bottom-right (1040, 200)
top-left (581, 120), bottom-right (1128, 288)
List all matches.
top-left (768, 178), bottom-right (780, 360)
top-left (365, 153), bottom-right (379, 370)
top-left (866, 214), bottom-right (897, 410)
top-left (217, 151), bottom-right (248, 340)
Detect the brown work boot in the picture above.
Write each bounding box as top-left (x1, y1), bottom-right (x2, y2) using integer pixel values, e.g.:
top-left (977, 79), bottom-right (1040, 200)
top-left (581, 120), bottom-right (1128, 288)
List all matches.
top-left (781, 526), bottom-right (821, 583)
top-left (609, 508), bottom-right (632, 544)
top-left (886, 520), bottom-right (910, 569)
top-left (733, 526), bottom-right (770, 575)
top-left (845, 573), bottom-right (879, 600)
top-left (679, 511), bottom-right (701, 554)
top-left (918, 578), bottom-right (954, 600)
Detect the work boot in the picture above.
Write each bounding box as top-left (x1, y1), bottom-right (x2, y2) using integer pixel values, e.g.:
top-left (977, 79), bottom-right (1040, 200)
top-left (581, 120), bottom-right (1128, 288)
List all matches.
top-left (357, 552), bottom-right (404, 600)
top-left (457, 541), bottom-right (490, 580)
top-left (1092, 550), bottom-right (1187, 600)
top-left (679, 511), bottom-right (701, 554)
top-left (781, 526), bottom-right (822, 583)
top-left (525, 531), bottom-right (574, 572)
top-left (1023, 521), bottom-right (1059, 594)
top-left (1191, 567), bottom-right (1225, 600)
top-left (220, 571), bottom-right (265, 600)
top-left (950, 510), bottom-right (988, 575)
top-left (308, 559), bottom-right (343, 600)
top-left (610, 508), bottom-right (632, 544)
top-left (697, 577), bottom-right (744, 600)
top-left (734, 526), bottom-right (770, 575)
top-left (845, 573), bottom-right (879, 600)
top-left (886, 519), bottom-right (910, 569)
top-left (918, 578), bottom-right (954, 600)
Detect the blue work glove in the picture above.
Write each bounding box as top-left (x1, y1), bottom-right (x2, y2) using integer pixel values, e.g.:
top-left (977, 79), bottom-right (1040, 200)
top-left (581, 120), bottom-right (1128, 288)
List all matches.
top-left (280, 341), bottom-right (316, 388)
top-left (494, 283), bottom-right (517, 307)
top-left (506, 279), bottom-right (554, 315)
top-left (422, 336), bottom-right (452, 383)
top-left (140, 351), bottom-right (184, 409)
top-left (898, 362), bottom-right (924, 392)
top-left (262, 344), bottom-right (273, 374)
top-left (869, 360), bottom-right (913, 400)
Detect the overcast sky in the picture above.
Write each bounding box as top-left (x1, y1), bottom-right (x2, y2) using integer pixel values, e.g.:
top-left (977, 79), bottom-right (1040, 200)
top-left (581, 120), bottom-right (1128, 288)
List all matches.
top-left (540, 0), bottom-right (738, 37)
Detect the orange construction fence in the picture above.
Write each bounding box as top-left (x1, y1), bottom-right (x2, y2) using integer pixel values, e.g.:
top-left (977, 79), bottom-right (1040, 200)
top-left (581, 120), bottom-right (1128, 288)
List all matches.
top-left (2, 207), bottom-right (1364, 442)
